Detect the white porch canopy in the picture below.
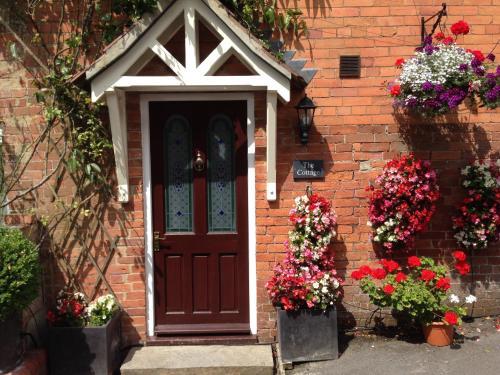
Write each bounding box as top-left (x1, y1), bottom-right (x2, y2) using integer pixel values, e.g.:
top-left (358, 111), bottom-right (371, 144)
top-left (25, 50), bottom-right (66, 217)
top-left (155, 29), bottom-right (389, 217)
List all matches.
top-left (86, 0), bottom-right (294, 203)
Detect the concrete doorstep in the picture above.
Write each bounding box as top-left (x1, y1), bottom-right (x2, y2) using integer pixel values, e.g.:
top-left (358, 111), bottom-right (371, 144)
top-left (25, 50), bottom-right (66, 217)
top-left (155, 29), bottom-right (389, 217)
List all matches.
top-left (120, 344), bottom-right (274, 375)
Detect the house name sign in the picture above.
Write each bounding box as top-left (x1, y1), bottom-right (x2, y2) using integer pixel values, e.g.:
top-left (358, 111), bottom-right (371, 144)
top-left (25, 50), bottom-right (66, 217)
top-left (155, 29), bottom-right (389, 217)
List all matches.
top-left (293, 160), bottom-right (325, 179)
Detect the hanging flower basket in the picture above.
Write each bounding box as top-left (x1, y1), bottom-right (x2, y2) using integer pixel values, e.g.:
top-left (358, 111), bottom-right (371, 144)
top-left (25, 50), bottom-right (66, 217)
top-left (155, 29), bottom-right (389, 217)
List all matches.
top-left (452, 161), bottom-right (500, 251)
top-left (388, 20), bottom-right (499, 117)
top-left (366, 154), bottom-right (440, 253)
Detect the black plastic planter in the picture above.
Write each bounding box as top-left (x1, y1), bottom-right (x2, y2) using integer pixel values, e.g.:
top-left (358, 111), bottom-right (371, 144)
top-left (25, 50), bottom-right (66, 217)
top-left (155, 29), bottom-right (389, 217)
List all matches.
top-left (48, 311), bottom-right (121, 375)
top-left (278, 307), bottom-right (338, 364)
top-left (0, 313), bottom-right (22, 373)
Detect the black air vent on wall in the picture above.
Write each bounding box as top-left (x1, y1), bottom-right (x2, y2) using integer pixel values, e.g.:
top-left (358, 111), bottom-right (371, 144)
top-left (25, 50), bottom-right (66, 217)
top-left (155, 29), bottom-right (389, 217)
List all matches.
top-left (339, 55), bottom-right (361, 78)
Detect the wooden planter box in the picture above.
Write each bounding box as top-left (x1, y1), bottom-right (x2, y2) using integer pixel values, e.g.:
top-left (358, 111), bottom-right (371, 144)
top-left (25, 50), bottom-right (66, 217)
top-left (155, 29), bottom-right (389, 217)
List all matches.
top-left (0, 313), bottom-right (22, 373)
top-left (48, 311), bottom-right (121, 375)
top-left (277, 307), bottom-right (338, 364)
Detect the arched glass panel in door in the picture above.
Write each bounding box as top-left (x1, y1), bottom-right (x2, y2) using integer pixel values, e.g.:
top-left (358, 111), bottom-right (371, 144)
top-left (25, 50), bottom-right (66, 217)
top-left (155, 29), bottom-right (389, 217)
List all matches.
top-left (164, 115), bottom-right (193, 232)
top-left (207, 115), bottom-right (236, 232)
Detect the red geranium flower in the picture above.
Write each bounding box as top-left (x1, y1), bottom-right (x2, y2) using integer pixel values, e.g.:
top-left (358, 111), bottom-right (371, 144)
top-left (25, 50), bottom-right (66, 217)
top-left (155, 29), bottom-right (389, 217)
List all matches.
top-left (351, 270), bottom-right (364, 281)
top-left (380, 259), bottom-right (399, 273)
top-left (390, 84), bottom-right (401, 97)
top-left (395, 272), bottom-right (407, 283)
top-left (452, 250), bottom-right (467, 262)
top-left (436, 277), bottom-right (451, 291)
top-left (442, 36), bottom-right (454, 45)
top-left (372, 268), bottom-right (387, 280)
top-left (455, 261), bottom-right (471, 275)
top-left (451, 20), bottom-right (470, 36)
top-left (434, 32), bottom-right (445, 40)
top-left (395, 58), bottom-right (405, 67)
top-left (420, 269), bottom-right (436, 282)
top-left (444, 311), bottom-right (459, 326)
top-left (47, 310), bottom-right (57, 324)
top-left (408, 256), bottom-right (421, 268)
top-left (359, 265), bottom-right (372, 276)
top-left (383, 284), bottom-right (395, 295)
top-left (471, 50), bottom-right (485, 62)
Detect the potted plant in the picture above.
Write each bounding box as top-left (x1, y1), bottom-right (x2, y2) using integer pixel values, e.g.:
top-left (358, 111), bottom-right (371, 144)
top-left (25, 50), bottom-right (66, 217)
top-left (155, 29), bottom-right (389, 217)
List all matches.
top-left (0, 227), bottom-right (40, 373)
top-left (266, 192), bottom-right (342, 363)
top-left (47, 290), bottom-right (121, 375)
top-left (351, 252), bottom-right (474, 346)
top-left (388, 20), bottom-right (499, 117)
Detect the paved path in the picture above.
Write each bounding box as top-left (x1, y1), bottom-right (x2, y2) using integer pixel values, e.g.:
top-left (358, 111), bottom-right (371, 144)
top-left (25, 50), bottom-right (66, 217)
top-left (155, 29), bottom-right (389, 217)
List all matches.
top-left (288, 318), bottom-right (500, 375)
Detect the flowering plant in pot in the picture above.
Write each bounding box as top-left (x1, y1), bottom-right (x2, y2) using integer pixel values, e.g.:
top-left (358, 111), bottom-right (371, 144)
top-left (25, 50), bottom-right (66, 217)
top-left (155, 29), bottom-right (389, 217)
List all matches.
top-left (351, 252), bottom-right (475, 346)
top-left (388, 20), bottom-right (499, 117)
top-left (452, 161), bottom-right (500, 251)
top-left (266, 192), bottom-right (342, 363)
top-left (367, 153), bottom-right (440, 254)
top-left (47, 289), bottom-right (121, 375)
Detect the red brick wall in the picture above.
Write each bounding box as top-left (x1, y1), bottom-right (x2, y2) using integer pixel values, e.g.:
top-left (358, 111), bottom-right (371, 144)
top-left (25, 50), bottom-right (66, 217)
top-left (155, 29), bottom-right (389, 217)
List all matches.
top-left (0, 1), bottom-right (499, 345)
top-left (253, 0), bottom-right (500, 342)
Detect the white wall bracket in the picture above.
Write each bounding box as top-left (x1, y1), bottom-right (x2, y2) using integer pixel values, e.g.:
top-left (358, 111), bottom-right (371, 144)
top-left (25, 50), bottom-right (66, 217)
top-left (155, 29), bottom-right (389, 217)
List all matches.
top-left (106, 90), bottom-right (129, 203)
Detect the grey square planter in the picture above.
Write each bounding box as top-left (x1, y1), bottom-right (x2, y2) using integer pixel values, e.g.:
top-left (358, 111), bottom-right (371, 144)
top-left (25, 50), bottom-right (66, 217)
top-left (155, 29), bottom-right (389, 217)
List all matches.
top-left (0, 313), bottom-right (22, 373)
top-left (278, 307), bottom-right (338, 364)
top-left (48, 311), bottom-right (121, 375)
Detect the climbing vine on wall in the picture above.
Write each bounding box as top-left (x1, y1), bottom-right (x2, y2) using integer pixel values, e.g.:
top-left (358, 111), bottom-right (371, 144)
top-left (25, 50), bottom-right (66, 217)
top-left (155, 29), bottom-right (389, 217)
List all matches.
top-left (221, 0), bottom-right (307, 55)
top-left (0, 0), bottom-right (306, 210)
top-left (0, 0), bottom-right (307, 297)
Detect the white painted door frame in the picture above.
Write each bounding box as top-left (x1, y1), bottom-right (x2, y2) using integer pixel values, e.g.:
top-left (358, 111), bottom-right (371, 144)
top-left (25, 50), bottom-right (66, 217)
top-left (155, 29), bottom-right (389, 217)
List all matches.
top-left (140, 92), bottom-right (257, 337)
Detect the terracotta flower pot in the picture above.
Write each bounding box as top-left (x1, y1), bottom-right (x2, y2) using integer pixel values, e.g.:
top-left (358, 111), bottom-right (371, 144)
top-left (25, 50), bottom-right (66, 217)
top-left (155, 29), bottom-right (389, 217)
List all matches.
top-left (422, 322), bottom-right (454, 346)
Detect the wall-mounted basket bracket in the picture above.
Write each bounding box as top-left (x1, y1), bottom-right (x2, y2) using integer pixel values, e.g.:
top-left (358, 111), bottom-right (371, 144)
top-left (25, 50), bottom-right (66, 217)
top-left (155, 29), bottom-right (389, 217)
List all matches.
top-left (421, 3), bottom-right (447, 45)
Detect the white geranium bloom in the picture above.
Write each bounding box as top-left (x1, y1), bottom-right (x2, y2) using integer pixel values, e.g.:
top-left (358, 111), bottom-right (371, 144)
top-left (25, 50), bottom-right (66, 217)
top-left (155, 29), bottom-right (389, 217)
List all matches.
top-left (449, 294), bottom-right (460, 304)
top-left (313, 282), bottom-right (319, 289)
top-left (465, 295), bottom-right (477, 304)
top-left (332, 279), bottom-right (340, 289)
top-left (321, 286), bottom-right (328, 294)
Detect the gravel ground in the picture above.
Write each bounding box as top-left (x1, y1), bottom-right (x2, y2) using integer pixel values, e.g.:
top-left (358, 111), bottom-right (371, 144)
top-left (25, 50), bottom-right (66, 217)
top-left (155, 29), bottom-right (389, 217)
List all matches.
top-left (287, 317), bottom-right (500, 375)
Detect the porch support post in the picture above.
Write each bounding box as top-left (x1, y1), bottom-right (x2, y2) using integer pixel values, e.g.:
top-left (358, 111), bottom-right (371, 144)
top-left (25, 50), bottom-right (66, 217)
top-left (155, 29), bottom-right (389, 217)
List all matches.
top-left (106, 90), bottom-right (129, 203)
top-left (266, 91), bottom-right (277, 201)
top-left (184, 1), bottom-right (199, 71)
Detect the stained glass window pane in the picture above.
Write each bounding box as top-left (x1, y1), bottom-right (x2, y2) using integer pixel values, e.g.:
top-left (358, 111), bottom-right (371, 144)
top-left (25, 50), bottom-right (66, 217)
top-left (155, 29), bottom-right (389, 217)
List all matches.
top-left (164, 116), bottom-right (193, 232)
top-left (208, 115), bottom-right (236, 232)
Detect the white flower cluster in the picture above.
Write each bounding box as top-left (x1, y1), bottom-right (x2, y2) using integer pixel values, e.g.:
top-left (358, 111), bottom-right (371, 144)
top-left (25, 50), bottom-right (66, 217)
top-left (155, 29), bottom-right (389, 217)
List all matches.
top-left (88, 294), bottom-right (118, 325)
top-left (373, 216), bottom-right (400, 243)
top-left (398, 44), bottom-right (473, 92)
top-left (461, 161), bottom-right (500, 189)
top-left (311, 273), bottom-right (340, 306)
top-left (448, 294), bottom-right (477, 304)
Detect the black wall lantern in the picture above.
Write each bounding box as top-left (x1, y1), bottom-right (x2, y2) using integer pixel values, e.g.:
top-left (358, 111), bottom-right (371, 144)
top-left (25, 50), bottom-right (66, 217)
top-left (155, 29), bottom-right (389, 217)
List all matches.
top-left (295, 94), bottom-right (317, 145)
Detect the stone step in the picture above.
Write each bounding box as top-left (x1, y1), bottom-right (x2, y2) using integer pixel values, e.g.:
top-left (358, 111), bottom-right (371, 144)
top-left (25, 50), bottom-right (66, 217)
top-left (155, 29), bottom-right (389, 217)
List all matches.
top-left (120, 344), bottom-right (274, 375)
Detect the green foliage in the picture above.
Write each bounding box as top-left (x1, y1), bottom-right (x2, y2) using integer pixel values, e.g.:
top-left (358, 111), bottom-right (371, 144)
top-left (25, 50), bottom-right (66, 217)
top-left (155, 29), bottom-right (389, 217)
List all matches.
top-left (88, 294), bottom-right (119, 326)
top-left (359, 257), bottom-right (465, 325)
top-left (221, 0), bottom-right (307, 55)
top-left (98, 0), bottom-right (158, 43)
top-left (0, 227), bottom-right (40, 321)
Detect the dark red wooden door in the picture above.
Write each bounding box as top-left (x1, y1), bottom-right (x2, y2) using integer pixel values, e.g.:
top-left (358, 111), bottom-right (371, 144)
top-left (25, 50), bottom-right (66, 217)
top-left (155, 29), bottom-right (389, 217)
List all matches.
top-left (150, 101), bottom-right (249, 335)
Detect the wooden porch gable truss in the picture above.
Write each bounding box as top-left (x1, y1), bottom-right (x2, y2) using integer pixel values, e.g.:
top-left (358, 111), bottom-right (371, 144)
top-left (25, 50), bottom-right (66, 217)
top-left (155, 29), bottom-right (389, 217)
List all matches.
top-left (86, 0), bottom-right (292, 203)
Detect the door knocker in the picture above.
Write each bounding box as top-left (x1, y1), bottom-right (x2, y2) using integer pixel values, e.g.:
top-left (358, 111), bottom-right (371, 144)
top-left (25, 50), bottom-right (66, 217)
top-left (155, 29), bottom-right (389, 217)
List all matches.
top-left (193, 150), bottom-right (205, 172)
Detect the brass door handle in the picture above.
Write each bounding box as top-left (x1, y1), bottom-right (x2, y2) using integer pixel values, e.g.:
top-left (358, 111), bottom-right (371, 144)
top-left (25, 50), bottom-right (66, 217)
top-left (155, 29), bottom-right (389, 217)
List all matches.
top-left (193, 150), bottom-right (205, 172)
top-left (153, 231), bottom-right (166, 252)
